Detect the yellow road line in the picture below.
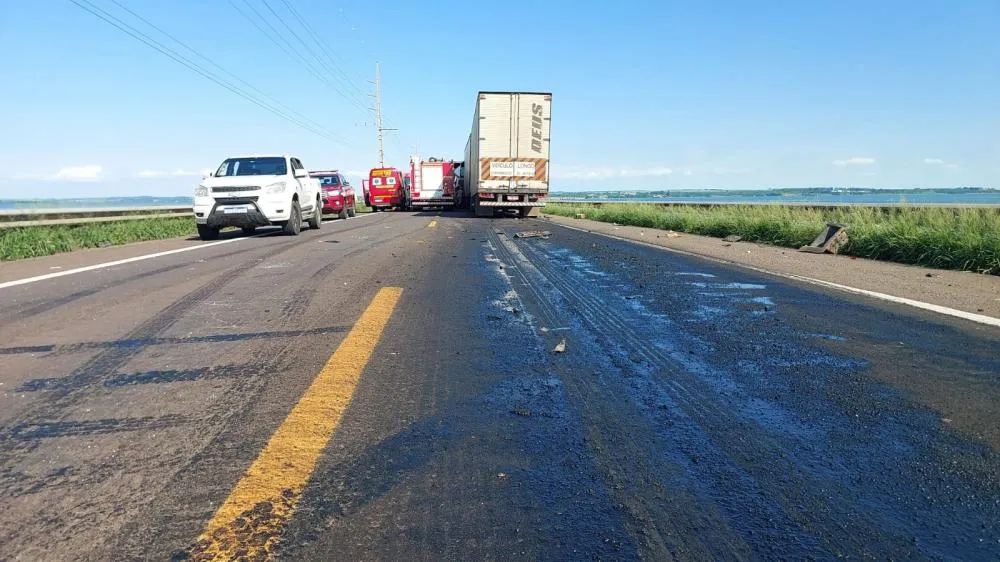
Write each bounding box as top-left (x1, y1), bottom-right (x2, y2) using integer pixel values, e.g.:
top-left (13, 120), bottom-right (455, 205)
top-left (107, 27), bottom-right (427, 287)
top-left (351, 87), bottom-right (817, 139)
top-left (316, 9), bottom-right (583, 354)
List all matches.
top-left (186, 287), bottom-right (404, 561)
top-left (428, 219), bottom-right (438, 228)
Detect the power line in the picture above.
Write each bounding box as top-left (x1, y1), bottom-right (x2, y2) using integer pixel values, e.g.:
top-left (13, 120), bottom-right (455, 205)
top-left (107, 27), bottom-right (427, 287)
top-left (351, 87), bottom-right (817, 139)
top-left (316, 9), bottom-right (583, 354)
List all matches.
top-left (68, 0), bottom-right (349, 145)
top-left (230, 0), bottom-right (364, 115)
top-left (258, 0), bottom-right (369, 115)
top-left (106, 0), bottom-right (333, 137)
top-left (277, 0), bottom-right (370, 106)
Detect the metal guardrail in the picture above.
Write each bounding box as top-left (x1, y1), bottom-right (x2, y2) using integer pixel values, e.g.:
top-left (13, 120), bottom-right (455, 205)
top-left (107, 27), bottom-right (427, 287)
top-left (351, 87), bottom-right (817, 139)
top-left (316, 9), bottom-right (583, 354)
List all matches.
top-left (0, 206), bottom-right (192, 229)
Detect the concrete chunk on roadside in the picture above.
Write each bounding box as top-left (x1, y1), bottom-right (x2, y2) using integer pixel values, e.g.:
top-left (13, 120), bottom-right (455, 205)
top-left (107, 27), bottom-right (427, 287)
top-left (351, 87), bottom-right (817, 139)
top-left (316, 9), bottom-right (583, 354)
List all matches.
top-left (552, 339), bottom-right (567, 353)
top-left (799, 223), bottom-right (849, 254)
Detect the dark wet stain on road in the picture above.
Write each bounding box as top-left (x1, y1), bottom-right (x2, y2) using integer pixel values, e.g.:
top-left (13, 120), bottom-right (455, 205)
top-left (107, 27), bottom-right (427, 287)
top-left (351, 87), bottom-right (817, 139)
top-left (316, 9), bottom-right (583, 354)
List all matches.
top-left (483, 224), bottom-right (1000, 560)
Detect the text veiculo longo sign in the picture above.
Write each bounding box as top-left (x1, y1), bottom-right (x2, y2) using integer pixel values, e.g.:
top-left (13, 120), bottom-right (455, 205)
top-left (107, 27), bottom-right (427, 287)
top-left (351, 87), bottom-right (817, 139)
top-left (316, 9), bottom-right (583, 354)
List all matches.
top-left (489, 161), bottom-right (536, 177)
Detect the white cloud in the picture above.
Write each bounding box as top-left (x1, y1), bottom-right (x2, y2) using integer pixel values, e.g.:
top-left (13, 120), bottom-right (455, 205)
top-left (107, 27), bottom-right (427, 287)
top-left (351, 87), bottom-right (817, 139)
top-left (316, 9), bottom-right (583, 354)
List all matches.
top-left (53, 165), bottom-right (102, 182)
top-left (683, 169), bottom-right (693, 176)
top-left (924, 158), bottom-right (959, 169)
top-left (833, 157), bottom-right (875, 167)
top-left (137, 168), bottom-right (213, 179)
top-left (552, 166), bottom-right (674, 180)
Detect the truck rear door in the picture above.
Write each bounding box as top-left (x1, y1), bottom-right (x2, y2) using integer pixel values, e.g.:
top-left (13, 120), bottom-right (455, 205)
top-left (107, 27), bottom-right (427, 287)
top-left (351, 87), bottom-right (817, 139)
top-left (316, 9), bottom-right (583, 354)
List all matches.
top-left (417, 162), bottom-right (444, 201)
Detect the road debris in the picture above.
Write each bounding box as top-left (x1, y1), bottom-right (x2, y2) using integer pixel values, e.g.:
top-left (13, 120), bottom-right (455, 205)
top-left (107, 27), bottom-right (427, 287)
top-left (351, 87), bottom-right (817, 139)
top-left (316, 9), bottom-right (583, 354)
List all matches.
top-left (511, 407), bottom-right (532, 417)
top-left (799, 223), bottom-right (849, 255)
top-left (665, 231), bottom-right (681, 238)
top-left (723, 235), bottom-right (743, 242)
top-left (514, 230), bottom-right (552, 239)
top-left (552, 339), bottom-right (567, 353)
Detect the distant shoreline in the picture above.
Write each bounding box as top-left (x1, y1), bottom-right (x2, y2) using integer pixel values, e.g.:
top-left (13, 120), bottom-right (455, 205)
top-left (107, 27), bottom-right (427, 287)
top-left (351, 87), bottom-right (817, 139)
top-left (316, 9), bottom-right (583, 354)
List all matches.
top-left (1, 187), bottom-right (998, 210)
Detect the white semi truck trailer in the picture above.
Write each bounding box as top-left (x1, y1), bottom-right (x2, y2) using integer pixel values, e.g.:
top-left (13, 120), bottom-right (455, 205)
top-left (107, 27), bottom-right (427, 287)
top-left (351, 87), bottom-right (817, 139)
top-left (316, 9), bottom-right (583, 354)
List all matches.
top-left (464, 91), bottom-right (552, 218)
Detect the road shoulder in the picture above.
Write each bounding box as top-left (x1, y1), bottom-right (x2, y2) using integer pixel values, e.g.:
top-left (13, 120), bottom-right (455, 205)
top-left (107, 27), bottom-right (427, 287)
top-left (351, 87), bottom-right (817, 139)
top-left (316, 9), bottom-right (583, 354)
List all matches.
top-left (542, 214), bottom-right (1000, 321)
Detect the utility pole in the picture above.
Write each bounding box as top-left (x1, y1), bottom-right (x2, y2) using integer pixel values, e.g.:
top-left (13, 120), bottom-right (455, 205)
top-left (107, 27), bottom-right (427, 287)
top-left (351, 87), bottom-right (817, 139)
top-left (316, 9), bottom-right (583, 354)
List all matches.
top-left (368, 62), bottom-right (396, 168)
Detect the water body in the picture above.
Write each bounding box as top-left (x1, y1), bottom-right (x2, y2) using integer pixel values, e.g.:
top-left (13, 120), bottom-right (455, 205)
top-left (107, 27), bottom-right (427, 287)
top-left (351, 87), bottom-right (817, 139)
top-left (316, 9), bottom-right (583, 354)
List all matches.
top-left (2, 188), bottom-right (1000, 210)
top-left (0, 196), bottom-right (192, 211)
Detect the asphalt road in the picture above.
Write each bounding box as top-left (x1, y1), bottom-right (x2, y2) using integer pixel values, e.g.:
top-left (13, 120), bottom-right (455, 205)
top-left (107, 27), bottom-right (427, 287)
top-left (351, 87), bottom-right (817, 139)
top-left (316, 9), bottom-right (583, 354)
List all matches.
top-left (1, 211), bottom-right (998, 561)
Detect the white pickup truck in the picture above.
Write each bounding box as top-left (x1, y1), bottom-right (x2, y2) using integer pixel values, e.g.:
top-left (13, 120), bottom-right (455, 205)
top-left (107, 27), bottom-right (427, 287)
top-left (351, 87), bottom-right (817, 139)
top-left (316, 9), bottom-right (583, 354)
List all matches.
top-left (193, 154), bottom-right (323, 240)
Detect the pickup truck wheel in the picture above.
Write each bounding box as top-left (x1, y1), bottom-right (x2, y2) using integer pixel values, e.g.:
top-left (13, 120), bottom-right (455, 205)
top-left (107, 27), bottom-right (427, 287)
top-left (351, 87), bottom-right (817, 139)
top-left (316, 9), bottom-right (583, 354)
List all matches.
top-left (347, 203), bottom-right (356, 217)
top-left (308, 198), bottom-right (322, 229)
top-left (338, 207), bottom-right (348, 220)
top-left (197, 224), bottom-right (220, 241)
top-left (282, 201), bottom-right (301, 236)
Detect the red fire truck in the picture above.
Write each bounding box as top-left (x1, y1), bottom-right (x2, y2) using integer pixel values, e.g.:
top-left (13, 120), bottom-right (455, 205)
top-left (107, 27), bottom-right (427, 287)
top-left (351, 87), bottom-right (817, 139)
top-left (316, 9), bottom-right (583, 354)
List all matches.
top-left (406, 156), bottom-right (463, 210)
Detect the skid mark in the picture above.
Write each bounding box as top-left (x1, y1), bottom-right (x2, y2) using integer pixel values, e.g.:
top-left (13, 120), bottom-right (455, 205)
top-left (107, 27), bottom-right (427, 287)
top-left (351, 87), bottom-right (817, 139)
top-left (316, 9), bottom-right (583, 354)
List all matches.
top-left (181, 287), bottom-right (403, 561)
top-left (17, 363), bottom-right (254, 392)
top-left (8, 415), bottom-right (187, 441)
top-left (0, 326), bottom-right (349, 357)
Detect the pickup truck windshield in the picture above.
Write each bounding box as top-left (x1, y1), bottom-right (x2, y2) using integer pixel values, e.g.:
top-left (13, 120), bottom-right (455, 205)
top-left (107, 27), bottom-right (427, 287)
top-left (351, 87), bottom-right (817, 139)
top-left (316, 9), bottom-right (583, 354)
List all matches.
top-left (215, 157), bottom-right (287, 177)
top-left (315, 175), bottom-right (340, 186)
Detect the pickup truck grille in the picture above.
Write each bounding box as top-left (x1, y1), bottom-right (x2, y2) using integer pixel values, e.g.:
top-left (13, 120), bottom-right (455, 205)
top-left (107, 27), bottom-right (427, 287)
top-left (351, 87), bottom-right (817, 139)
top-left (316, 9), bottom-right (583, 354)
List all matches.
top-left (212, 186), bottom-right (260, 193)
top-left (214, 196), bottom-right (259, 204)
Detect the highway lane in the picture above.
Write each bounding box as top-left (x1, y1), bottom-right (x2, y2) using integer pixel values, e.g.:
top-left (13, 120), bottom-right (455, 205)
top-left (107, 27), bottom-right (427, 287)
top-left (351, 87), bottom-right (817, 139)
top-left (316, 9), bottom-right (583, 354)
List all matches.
top-left (0, 211), bottom-right (998, 560)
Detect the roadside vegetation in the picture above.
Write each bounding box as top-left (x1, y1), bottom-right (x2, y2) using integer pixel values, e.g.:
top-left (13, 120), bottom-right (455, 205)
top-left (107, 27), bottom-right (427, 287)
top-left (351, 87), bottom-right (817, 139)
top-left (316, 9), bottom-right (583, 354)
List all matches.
top-left (1, 197), bottom-right (373, 262)
top-left (545, 203), bottom-right (1000, 275)
top-left (1, 217), bottom-right (197, 261)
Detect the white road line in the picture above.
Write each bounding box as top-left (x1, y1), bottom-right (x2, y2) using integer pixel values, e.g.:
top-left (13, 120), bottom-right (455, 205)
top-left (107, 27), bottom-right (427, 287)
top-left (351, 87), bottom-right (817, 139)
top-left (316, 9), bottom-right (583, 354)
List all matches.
top-left (0, 213), bottom-right (380, 291)
top-left (552, 222), bottom-right (1000, 329)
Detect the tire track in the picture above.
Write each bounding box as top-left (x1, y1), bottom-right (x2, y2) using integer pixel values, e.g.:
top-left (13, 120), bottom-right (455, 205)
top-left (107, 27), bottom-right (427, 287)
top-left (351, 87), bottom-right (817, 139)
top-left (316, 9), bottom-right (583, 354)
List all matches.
top-left (485, 229), bottom-right (751, 559)
top-left (499, 224), bottom-right (1000, 559)
top-left (104, 219), bottom-right (424, 560)
top-left (507, 233), bottom-right (859, 554)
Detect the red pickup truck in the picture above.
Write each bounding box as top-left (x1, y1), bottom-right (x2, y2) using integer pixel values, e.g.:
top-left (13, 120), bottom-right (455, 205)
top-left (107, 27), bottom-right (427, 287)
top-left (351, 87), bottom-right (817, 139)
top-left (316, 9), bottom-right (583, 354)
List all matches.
top-left (310, 170), bottom-right (357, 219)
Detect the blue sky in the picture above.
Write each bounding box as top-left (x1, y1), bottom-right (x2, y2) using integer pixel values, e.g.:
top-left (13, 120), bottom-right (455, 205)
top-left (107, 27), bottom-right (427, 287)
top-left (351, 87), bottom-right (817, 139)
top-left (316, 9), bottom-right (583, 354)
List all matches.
top-left (0, 0), bottom-right (997, 197)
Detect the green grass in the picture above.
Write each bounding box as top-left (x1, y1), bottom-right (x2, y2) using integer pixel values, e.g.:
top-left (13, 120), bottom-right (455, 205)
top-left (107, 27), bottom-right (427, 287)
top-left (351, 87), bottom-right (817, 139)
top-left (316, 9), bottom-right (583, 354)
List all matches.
top-left (546, 203), bottom-right (1000, 275)
top-left (1, 217), bottom-right (198, 261)
top-left (2, 200), bottom-right (374, 262)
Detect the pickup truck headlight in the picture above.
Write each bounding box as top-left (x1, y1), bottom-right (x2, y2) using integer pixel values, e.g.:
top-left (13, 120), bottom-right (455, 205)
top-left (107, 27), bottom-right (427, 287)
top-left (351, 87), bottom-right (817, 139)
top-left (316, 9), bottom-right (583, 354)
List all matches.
top-left (326, 189), bottom-right (342, 196)
top-left (265, 181), bottom-right (287, 194)
top-left (195, 185), bottom-right (208, 197)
